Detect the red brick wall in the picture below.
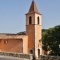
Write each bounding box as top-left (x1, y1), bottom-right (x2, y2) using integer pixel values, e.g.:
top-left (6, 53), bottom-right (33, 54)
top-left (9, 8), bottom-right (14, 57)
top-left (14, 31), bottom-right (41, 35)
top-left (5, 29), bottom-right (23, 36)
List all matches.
top-left (26, 25), bottom-right (35, 53)
top-left (0, 39), bottom-right (23, 53)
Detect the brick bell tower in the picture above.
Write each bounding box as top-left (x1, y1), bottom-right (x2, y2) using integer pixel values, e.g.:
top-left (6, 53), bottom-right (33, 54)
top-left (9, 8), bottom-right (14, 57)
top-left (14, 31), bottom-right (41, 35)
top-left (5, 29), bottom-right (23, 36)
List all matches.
top-left (26, 0), bottom-right (42, 57)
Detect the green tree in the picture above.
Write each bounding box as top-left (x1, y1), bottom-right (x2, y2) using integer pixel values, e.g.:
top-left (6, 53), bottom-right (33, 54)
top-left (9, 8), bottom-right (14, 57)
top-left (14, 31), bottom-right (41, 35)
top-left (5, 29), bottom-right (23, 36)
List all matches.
top-left (42, 25), bottom-right (60, 56)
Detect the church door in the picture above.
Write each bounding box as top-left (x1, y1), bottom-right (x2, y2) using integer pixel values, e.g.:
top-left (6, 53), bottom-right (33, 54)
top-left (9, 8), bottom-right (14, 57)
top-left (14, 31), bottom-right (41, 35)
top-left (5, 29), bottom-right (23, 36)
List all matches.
top-left (38, 49), bottom-right (40, 57)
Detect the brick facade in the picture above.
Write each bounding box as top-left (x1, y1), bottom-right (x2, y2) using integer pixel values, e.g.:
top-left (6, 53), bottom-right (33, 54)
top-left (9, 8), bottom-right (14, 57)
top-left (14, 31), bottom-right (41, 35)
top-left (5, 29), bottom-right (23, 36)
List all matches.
top-left (0, 35), bottom-right (28, 54)
top-left (0, 0), bottom-right (42, 58)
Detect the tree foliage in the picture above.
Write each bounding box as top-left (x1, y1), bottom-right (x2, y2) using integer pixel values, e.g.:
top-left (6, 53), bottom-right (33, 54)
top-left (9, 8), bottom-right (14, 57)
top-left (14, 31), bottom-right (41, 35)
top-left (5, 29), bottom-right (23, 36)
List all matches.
top-left (42, 25), bottom-right (60, 56)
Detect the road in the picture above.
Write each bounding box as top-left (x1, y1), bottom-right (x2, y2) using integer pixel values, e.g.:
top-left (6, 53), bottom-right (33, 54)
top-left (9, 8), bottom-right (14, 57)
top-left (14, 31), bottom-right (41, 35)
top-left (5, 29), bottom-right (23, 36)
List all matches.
top-left (0, 55), bottom-right (28, 60)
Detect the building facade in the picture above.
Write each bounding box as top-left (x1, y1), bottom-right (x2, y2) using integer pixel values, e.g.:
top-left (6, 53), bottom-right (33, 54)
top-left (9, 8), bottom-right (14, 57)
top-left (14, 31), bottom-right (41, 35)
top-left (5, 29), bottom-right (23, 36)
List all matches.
top-left (0, 1), bottom-right (42, 58)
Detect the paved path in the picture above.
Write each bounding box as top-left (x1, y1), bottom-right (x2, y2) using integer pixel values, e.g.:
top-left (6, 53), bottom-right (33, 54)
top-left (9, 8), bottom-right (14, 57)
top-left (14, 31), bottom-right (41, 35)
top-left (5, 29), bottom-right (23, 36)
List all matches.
top-left (0, 55), bottom-right (28, 60)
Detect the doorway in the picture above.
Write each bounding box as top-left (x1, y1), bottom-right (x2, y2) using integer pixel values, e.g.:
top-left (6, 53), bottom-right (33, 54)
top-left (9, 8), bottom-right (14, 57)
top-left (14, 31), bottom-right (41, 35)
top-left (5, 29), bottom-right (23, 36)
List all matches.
top-left (38, 49), bottom-right (40, 57)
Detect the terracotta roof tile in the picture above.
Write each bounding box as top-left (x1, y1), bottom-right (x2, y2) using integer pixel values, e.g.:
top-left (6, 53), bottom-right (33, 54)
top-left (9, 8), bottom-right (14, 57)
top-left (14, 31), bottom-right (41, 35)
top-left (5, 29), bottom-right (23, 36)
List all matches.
top-left (28, 1), bottom-right (38, 13)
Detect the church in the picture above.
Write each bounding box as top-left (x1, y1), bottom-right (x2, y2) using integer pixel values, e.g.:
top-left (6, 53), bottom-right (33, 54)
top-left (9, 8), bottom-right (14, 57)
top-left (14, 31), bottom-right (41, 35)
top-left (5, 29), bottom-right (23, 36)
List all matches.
top-left (0, 0), bottom-right (42, 58)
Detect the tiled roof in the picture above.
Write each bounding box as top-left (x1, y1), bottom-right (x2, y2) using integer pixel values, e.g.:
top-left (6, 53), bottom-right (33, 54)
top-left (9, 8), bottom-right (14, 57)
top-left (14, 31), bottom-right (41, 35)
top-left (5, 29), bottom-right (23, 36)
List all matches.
top-left (0, 31), bottom-right (26, 35)
top-left (28, 1), bottom-right (38, 13)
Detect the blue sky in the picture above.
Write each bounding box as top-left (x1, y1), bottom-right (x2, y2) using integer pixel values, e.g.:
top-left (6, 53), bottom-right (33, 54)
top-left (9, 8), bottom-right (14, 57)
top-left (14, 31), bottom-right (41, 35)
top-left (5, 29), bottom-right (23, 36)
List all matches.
top-left (0, 0), bottom-right (60, 33)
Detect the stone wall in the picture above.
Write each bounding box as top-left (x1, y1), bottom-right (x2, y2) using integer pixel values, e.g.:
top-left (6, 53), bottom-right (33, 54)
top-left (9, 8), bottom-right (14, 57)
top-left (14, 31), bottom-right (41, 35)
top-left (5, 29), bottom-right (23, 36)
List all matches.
top-left (0, 52), bottom-right (33, 60)
top-left (39, 55), bottom-right (60, 60)
top-left (1, 52), bottom-right (60, 60)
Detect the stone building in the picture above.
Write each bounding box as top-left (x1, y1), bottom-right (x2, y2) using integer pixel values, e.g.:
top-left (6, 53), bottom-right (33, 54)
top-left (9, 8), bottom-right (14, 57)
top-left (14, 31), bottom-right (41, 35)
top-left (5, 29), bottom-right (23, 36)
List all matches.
top-left (0, 0), bottom-right (42, 58)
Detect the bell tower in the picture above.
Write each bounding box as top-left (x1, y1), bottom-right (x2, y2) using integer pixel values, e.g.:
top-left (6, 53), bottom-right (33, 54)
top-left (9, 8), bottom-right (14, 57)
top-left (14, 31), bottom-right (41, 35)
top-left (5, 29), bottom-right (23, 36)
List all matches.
top-left (26, 0), bottom-right (42, 57)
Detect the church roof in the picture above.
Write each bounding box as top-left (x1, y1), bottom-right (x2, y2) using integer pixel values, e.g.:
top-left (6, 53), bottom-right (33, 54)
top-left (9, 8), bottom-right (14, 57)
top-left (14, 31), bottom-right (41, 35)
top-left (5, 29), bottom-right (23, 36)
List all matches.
top-left (28, 1), bottom-right (39, 13)
top-left (17, 31), bottom-right (26, 35)
top-left (0, 31), bottom-right (26, 36)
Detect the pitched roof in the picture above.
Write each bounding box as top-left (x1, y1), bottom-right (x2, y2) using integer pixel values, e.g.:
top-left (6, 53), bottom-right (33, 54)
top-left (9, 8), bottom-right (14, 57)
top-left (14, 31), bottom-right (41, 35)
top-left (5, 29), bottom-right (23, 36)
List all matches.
top-left (0, 31), bottom-right (26, 36)
top-left (17, 31), bottom-right (26, 35)
top-left (28, 1), bottom-right (39, 13)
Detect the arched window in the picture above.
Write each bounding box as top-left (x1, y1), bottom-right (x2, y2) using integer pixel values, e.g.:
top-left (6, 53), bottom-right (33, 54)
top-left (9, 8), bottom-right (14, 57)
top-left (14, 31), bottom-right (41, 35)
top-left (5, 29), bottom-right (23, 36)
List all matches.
top-left (30, 50), bottom-right (33, 54)
top-left (29, 16), bottom-right (32, 24)
top-left (37, 17), bottom-right (40, 24)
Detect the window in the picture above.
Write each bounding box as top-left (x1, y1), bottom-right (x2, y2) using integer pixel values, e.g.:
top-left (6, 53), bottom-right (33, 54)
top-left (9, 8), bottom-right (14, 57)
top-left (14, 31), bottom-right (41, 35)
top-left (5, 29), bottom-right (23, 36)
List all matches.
top-left (30, 50), bottom-right (33, 54)
top-left (29, 16), bottom-right (32, 24)
top-left (37, 17), bottom-right (40, 24)
top-left (4, 40), bottom-right (8, 44)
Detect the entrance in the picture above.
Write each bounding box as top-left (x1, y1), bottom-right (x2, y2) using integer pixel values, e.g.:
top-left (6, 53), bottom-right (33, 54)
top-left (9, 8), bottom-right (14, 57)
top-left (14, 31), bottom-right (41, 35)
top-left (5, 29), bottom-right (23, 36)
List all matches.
top-left (38, 49), bottom-right (40, 57)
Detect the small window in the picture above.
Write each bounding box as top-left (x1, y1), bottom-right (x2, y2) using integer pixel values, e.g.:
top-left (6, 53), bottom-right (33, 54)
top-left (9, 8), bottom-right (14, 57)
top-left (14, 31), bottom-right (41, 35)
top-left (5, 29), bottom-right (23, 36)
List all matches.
top-left (37, 17), bottom-right (40, 24)
top-left (30, 50), bottom-right (33, 54)
top-left (4, 40), bottom-right (8, 44)
top-left (29, 16), bottom-right (32, 24)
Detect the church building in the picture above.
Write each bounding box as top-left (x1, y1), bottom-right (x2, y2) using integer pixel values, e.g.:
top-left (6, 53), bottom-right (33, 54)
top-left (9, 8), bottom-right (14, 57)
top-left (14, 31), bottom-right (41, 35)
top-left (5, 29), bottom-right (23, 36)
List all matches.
top-left (0, 0), bottom-right (42, 57)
